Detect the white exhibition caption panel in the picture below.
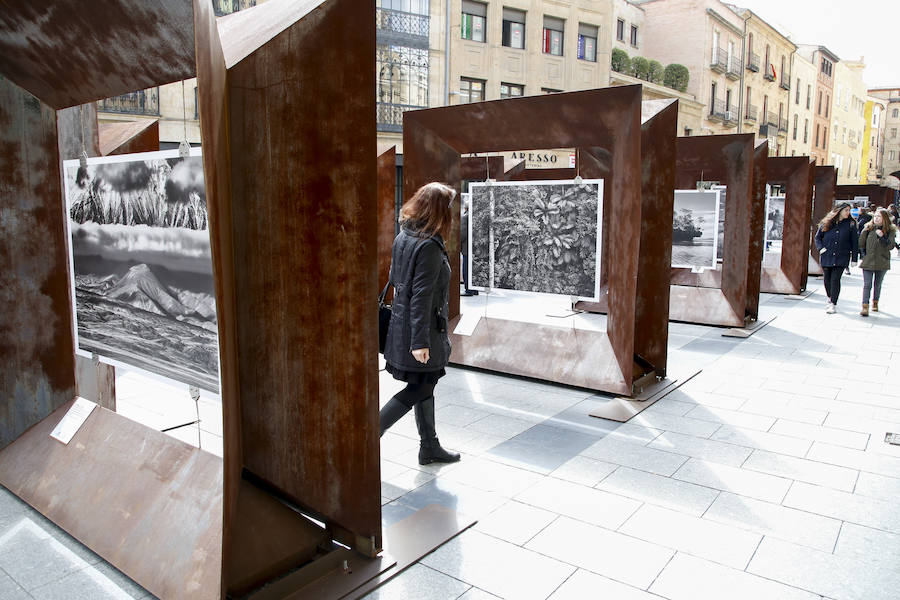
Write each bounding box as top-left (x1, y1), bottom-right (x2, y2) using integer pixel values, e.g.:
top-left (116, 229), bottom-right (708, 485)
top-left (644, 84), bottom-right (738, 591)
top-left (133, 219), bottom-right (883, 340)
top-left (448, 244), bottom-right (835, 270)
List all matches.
top-left (50, 397), bottom-right (98, 445)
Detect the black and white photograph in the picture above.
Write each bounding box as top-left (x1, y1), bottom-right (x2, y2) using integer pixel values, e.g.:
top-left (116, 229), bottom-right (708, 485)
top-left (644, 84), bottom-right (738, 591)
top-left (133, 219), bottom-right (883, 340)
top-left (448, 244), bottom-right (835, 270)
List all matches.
top-left (469, 180), bottom-right (602, 300)
top-left (713, 184), bottom-right (727, 262)
top-left (65, 149), bottom-right (219, 393)
top-left (765, 194), bottom-right (786, 253)
top-left (671, 189), bottom-right (720, 270)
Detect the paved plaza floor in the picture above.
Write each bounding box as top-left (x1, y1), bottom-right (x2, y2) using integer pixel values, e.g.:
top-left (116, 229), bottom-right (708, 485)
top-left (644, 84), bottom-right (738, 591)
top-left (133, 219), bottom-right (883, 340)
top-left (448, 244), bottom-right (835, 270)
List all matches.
top-left (2, 257), bottom-right (900, 599)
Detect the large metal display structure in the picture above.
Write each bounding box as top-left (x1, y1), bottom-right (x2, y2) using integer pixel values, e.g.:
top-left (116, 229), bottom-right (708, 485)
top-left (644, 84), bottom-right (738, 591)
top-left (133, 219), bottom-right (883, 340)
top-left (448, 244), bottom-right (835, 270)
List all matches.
top-left (664, 135), bottom-right (764, 327)
top-left (760, 156), bottom-right (815, 295)
top-left (834, 184), bottom-right (894, 208)
top-left (0, 1), bottom-right (382, 598)
top-left (808, 166), bottom-right (837, 276)
top-left (403, 87), bottom-right (675, 395)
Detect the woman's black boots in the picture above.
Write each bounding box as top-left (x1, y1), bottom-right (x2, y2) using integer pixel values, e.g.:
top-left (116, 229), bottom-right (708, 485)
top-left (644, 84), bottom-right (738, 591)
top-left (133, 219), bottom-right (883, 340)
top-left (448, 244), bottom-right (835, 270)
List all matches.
top-left (379, 399), bottom-right (411, 437)
top-left (414, 397), bottom-right (461, 465)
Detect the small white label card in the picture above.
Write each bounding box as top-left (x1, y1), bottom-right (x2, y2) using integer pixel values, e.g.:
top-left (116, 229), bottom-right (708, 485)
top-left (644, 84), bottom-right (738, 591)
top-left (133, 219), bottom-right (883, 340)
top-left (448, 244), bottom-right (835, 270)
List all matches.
top-left (50, 397), bottom-right (97, 445)
top-left (453, 311), bottom-right (482, 337)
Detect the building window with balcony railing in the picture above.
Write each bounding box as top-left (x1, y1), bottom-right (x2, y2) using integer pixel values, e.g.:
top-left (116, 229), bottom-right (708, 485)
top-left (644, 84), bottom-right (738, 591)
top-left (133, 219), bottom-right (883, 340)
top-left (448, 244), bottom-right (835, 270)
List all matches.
top-left (793, 114), bottom-right (798, 140)
top-left (97, 87), bottom-right (160, 116)
top-left (502, 8), bottom-right (526, 49)
top-left (500, 83), bottom-right (524, 99)
top-left (578, 23), bottom-right (598, 62)
top-left (376, 45), bottom-right (429, 132)
top-left (461, 0), bottom-right (486, 42)
top-left (543, 16), bottom-right (565, 56)
top-left (804, 119), bottom-right (809, 143)
top-left (795, 79), bottom-right (800, 104)
top-left (377, 1), bottom-right (430, 42)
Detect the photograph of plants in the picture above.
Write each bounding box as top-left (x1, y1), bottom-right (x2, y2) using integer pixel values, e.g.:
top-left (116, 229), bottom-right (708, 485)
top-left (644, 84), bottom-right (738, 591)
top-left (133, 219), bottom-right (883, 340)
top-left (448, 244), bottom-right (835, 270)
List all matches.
top-left (469, 180), bottom-right (602, 300)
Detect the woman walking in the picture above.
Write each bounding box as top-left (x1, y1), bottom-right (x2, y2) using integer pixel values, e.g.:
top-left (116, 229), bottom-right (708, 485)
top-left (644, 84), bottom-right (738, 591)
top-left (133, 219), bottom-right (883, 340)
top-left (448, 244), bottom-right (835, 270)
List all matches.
top-left (380, 182), bottom-right (460, 465)
top-left (814, 202), bottom-right (859, 314)
top-left (858, 208), bottom-right (896, 316)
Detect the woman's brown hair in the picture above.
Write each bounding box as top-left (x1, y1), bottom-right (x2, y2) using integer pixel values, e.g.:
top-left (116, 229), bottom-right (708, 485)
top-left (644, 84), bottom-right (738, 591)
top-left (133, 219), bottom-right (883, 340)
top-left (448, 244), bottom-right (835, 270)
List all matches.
top-left (399, 182), bottom-right (455, 238)
top-left (819, 202), bottom-right (851, 232)
top-left (865, 208), bottom-right (896, 237)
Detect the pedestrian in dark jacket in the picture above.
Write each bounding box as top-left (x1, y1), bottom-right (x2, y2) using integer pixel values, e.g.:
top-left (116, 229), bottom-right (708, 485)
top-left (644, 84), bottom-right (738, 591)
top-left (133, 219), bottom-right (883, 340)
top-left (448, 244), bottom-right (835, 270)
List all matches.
top-left (380, 182), bottom-right (460, 465)
top-left (858, 208), bottom-right (896, 316)
top-left (814, 202), bottom-right (859, 314)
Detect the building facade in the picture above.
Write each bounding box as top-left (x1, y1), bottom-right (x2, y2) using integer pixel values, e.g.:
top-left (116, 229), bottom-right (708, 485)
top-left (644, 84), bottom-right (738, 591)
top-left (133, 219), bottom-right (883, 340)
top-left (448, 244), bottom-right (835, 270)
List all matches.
top-left (829, 59), bottom-right (867, 184)
top-left (787, 51), bottom-right (815, 157)
top-left (861, 96), bottom-right (887, 184)
top-left (637, 0), bottom-right (745, 136)
top-left (868, 88), bottom-right (900, 188)
top-left (796, 45), bottom-right (838, 168)
top-left (729, 6), bottom-right (794, 156)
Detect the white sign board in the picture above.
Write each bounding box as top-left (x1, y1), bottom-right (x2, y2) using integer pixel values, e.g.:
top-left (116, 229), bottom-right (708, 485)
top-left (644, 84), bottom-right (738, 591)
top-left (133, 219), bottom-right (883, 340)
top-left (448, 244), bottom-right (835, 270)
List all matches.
top-left (50, 397), bottom-right (98, 445)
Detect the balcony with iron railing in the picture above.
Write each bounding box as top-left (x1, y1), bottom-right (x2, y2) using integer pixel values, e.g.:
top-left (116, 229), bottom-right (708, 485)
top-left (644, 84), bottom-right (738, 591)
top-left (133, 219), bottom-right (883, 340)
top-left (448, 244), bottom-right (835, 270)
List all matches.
top-left (710, 48), bottom-right (728, 73)
top-left (377, 101), bottom-right (426, 133)
top-left (780, 77), bottom-right (790, 91)
top-left (849, 137), bottom-right (858, 149)
top-left (376, 7), bottom-right (429, 48)
top-left (726, 56), bottom-right (742, 80)
top-left (747, 52), bottom-right (760, 72)
top-left (744, 104), bottom-right (758, 123)
top-left (763, 68), bottom-right (775, 82)
top-left (97, 88), bottom-right (160, 116)
top-left (708, 98), bottom-right (738, 126)
top-left (778, 116), bottom-right (788, 134)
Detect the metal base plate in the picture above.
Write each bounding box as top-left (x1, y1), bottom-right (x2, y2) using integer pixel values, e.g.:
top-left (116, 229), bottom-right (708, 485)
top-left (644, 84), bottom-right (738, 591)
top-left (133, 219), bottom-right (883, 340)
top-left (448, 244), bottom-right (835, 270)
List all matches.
top-left (722, 318), bottom-right (773, 339)
top-left (589, 370), bottom-right (701, 423)
top-left (784, 288), bottom-right (816, 301)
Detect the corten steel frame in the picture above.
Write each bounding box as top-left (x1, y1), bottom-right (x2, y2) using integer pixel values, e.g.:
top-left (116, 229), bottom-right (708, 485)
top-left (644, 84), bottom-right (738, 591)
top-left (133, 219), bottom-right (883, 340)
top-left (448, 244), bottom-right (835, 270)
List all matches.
top-left (835, 184), bottom-right (894, 208)
top-left (98, 119), bottom-right (161, 156)
top-left (665, 134), bottom-right (762, 327)
top-left (403, 86), bottom-right (669, 395)
top-left (745, 142), bottom-right (768, 319)
top-left (760, 157), bottom-right (815, 295)
top-left (809, 166), bottom-right (837, 275)
top-left (0, 1), bottom-right (381, 598)
top-left (378, 147), bottom-right (397, 294)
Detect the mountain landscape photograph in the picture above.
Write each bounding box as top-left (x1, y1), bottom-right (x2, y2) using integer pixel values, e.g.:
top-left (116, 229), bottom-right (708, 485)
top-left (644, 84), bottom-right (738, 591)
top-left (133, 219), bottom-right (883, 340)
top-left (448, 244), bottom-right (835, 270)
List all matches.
top-left (65, 151), bottom-right (220, 392)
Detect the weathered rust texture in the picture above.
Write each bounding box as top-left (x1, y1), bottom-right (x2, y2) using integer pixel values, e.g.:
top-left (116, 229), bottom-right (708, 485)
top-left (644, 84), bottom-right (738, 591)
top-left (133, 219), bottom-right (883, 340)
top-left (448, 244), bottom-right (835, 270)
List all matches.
top-left (761, 157), bottom-right (814, 294)
top-left (745, 142), bottom-right (767, 318)
top-left (57, 102), bottom-right (100, 160)
top-left (0, 402), bottom-right (223, 600)
top-left (406, 86), bottom-right (644, 393)
top-left (214, 0), bottom-right (382, 554)
top-left (74, 354), bottom-right (116, 411)
top-left (193, 4), bottom-right (241, 593)
top-left (668, 134), bottom-right (757, 327)
top-left (809, 166), bottom-right (836, 275)
top-left (460, 155), bottom-right (504, 181)
top-left (0, 1), bottom-right (196, 109)
top-left (99, 119), bottom-right (160, 156)
top-left (633, 100), bottom-right (677, 377)
top-left (377, 147), bottom-right (396, 293)
top-left (0, 76), bottom-right (75, 450)
top-left (505, 167), bottom-right (576, 181)
top-left (835, 184), bottom-right (893, 208)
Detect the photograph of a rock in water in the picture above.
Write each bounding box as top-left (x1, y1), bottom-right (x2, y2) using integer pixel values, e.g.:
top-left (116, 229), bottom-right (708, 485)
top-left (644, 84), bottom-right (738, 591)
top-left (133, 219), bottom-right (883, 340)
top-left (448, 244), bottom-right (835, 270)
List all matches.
top-left (671, 189), bottom-right (720, 270)
top-left (65, 150), bottom-right (219, 393)
top-left (469, 180), bottom-right (602, 301)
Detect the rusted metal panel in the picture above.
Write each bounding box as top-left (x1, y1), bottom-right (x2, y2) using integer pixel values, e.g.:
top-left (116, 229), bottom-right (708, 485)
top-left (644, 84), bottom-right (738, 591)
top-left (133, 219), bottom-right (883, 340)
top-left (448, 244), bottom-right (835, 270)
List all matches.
top-left (377, 147), bottom-right (396, 292)
top-left (0, 402), bottom-right (224, 600)
top-left (216, 0), bottom-right (382, 553)
top-left (505, 167), bottom-right (576, 181)
top-left (761, 156), bottom-right (814, 295)
top-left (669, 134), bottom-right (757, 326)
top-left (0, 76), bottom-right (75, 450)
top-left (57, 103), bottom-right (100, 160)
top-left (193, 4), bottom-right (241, 593)
top-left (809, 166), bottom-right (836, 275)
top-left (634, 101), bottom-right (677, 377)
top-left (835, 184), bottom-right (893, 208)
top-left (460, 155), bottom-right (504, 181)
top-left (99, 119), bottom-right (160, 155)
top-left (74, 355), bottom-right (116, 411)
top-left (746, 142), bottom-right (767, 319)
top-left (406, 86), bottom-right (644, 392)
top-left (0, 1), bottom-right (196, 110)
